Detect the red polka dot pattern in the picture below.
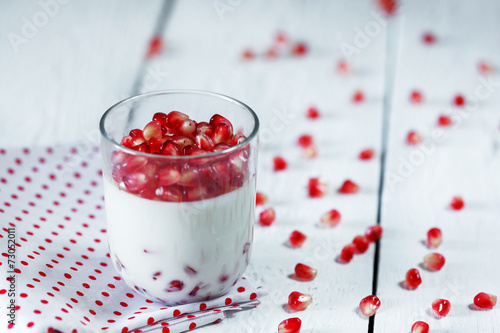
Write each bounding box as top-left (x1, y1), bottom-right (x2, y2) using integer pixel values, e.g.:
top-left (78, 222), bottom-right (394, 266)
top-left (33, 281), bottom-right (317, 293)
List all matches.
top-left (0, 146), bottom-right (265, 332)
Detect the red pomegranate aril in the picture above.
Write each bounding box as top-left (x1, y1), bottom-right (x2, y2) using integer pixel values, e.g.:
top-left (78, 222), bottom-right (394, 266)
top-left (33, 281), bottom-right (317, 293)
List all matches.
top-left (273, 156), bottom-right (288, 171)
top-left (438, 115), bottom-right (452, 126)
top-left (308, 177), bottom-right (327, 198)
top-left (297, 134), bottom-right (313, 148)
top-left (166, 111), bottom-right (189, 128)
top-left (288, 230), bottom-right (307, 248)
top-left (156, 186), bottom-right (182, 202)
top-left (405, 268), bottom-right (422, 290)
top-left (130, 129), bottom-right (146, 146)
top-left (365, 225), bottom-right (383, 242)
top-left (431, 299), bottom-right (451, 317)
top-left (320, 209), bottom-right (341, 227)
top-left (450, 196), bottom-right (464, 210)
top-left (175, 119), bottom-right (197, 136)
top-left (152, 112), bottom-right (168, 127)
top-left (352, 90), bottom-right (364, 103)
top-left (259, 208), bottom-right (276, 226)
top-left (178, 167), bottom-right (203, 187)
top-left (115, 155), bottom-right (148, 174)
top-left (291, 42), bottom-right (308, 56)
top-left (157, 168), bottom-right (181, 186)
top-left (210, 114), bottom-right (234, 137)
top-left (265, 48), bottom-right (278, 58)
top-left (120, 136), bottom-right (133, 148)
top-left (196, 122), bottom-right (215, 137)
top-left (242, 49), bottom-right (255, 60)
top-left (454, 94), bottom-right (465, 107)
top-left (195, 133), bottom-right (215, 152)
top-left (359, 148), bottom-right (375, 160)
top-left (123, 172), bottom-right (149, 193)
top-left (411, 321), bottom-right (429, 333)
top-left (377, 0), bottom-right (397, 15)
top-left (208, 161), bottom-right (231, 183)
top-left (352, 236), bottom-right (369, 254)
top-left (410, 90), bottom-right (423, 104)
top-left (406, 131), bottom-right (422, 145)
top-left (212, 123), bottom-right (231, 144)
top-left (147, 137), bottom-right (166, 154)
top-left (230, 133), bottom-right (246, 146)
top-left (160, 141), bottom-right (180, 156)
top-left (337, 59), bottom-right (349, 74)
top-left (171, 136), bottom-right (195, 150)
top-left (474, 292), bottom-right (497, 309)
top-left (306, 106), bottom-right (320, 119)
top-left (256, 192), bottom-right (267, 205)
top-left (294, 263), bottom-right (317, 281)
top-left (422, 32), bottom-right (436, 44)
top-left (424, 253), bottom-right (445, 271)
top-left (228, 150), bottom-right (248, 174)
top-left (478, 61), bottom-right (493, 74)
top-left (359, 295), bottom-right (381, 317)
top-left (143, 121), bottom-right (163, 140)
top-left (214, 143), bottom-right (231, 151)
top-left (338, 180), bottom-right (359, 194)
top-left (131, 142), bottom-right (150, 153)
top-left (288, 291), bottom-right (312, 311)
top-left (339, 244), bottom-right (356, 263)
top-left (185, 186), bottom-right (208, 201)
top-left (278, 317), bottom-right (301, 333)
top-left (427, 227), bottom-right (442, 248)
top-left (147, 35), bottom-right (163, 58)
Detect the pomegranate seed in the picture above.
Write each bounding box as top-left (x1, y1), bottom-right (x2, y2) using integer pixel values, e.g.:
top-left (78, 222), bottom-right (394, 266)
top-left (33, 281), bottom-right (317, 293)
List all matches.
top-left (478, 61), bottom-right (493, 74)
top-left (431, 299), bottom-right (451, 317)
top-left (365, 225), bottom-right (383, 242)
top-left (411, 321), bottom-right (429, 333)
top-left (437, 115), bottom-right (452, 126)
top-left (405, 268), bottom-right (422, 290)
top-left (147, 35), bottom-right (163, 58)
top-left (320, 209), bottom-right (341, 227)
top-left (287, 291), bottom-right (312, 311)
top-left (359, 148), bottom-right (375, 160)
top-left (120, 136), bottom-right (133, 148)
top-left (288, 230), bottom-right (307, 248)
top-left (175, 119), bottom-right (197, 136)
top-left (265, 47), bottom-right (279, 58)
top-left (410, 90), bottom-right (423, 104)
top-left (306, 106), bottom-right (320, 119)
top-left (352, 236), bottom-right (369, 254)
top-left (276, 31), bottom-right (288, 44)
top-left (377, 0), bottom-right (397, 15)
top-left (160, 141), bottom-right (180, 156)
top-left (308, 177), bottom-right (327, 198)
top-left (339, 244), bottom-right (356, 263)
top-left (423, 253), bottom-right (445, 272)
top-left (230, 133), bottom-right (246, 146)
top-left (131, 142), bottom-right (150, 153)
top-left (273, 156), bottom-right (288, 171)
top-left (157, 168), bottom-right (181, 186)
top-left (291, 42), bottom-right (308, 56)
top-left (156, 186), bottom-right (182, 202)
top-left (152, 112), bottom-right (168, 127)
top-left (166, 111), bottom-right (189, 128)
top-left (474, 292), bottom-right (497, 309)
top-left (209, 114), bottom-right (233, 137)
top-left (297, 134), bottom-right (313, 148)
top-left (406, 131), bottom-right (422, 145)
top-left (214, 143), bottom-right (231, 151)
top-left (352, 90), bottom-right (364, 103)
top-left (259, 208), bottom-right (276, 226)
top-left (242, 49), bottom-right (255, 60)
top-left (212, 123), bottom-right (231, 144)
top-left (195, 133), bottom-right (215, 152)
top-left (450, 196), bottom-right (464, 210)
top-left (422, 32), bottom-right (436, 44)
top-left (294, 263), bottom-right (317, 281)
top-left (359, 295), bottom-right (381, 317)
top-left (171, 136), bottom-right (195, 150)
top-left (122, 172), bottom-right (149, 193)
top-left (338, 180), bottom-right (359, 194)
top-left (129, 129), bottom-right (146, 146)
top-left (453, 94), bottom-right (465, 107)
top-left (196, 122), bottom-right (215, 137)
top-left (427, 227), bottom-right (442, 248)
top-left (336, 59), bottom-right (349, 74)
top-left (278, 317), bottom-right (301, 333)
top-left (256, 192), bottom-right (267, 206)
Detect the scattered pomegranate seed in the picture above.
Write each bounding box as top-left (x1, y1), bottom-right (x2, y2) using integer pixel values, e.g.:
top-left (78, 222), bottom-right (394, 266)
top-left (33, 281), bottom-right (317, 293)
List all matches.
top-left (422, 32), bottom-right (436, 44)
top-left (308, 178), bottom-right (327, 198)
top-left (453, 94), bottom-right (465, 107)
top-left (409, 90), bottom-right (423, 104)
top-left (278, 317), bottom-right (301, 333)
top-left (478, 61), bottom-right (493, 74)
top-left (291, 42), bottom-right (308, 56)
top-left (352, 236), bottom-right (369, 254)
top-left (423, 253), bottom-right (445, 271)
top-left (352, 90), bottom-right (364, 103)
top-left (306, 106), bottom-right (320, 119)
top-left (339, 244), bottom-right (356, 263)
top-left (359, 295), bottom-right (381, 317)
top-left (431, 299), bottom-right (451, 317)
top-left (359, 148), bottom-right (375, 160)
top-left (377, 0), bottom-right (397, 15)
top-left (320, 209), bottom-right (341, 227)
top-left (265, 47), bottom-right (279, 58)
top-left (411, 321), bottom-right (429, 333)
top-left (276, 31), bottom-right (289, 44)
top-left (242, 49), bottom-right (255, 60)
top-left (406, 131), bottom-right (422, 145)
top-left (288, 291), bottom-right (312, 311)
top-left (273, 156), bottom-right (288, 171)
top-left (147, 35), bottom-right (163, 58)
top-left (294, 263), bottom-right (317, 281)
top-left (303, 145), bottom-right (317, 159)
top-left (405, 268), bottom-right (422, 290)
top-left (338, 180), bottom-right (359, 194)
top-left (427, 228), bottom-right (442, 248)
top-left (437, 115), bottom-right (453, 126)
top-left (288, 230), bottom-right (307, 248)
top-left (365, 225), bottom-right (383, 242)
top-left (256, 192), bottom-right (268, 206)
top-left (450, 196), bottom-right (464, 210)
top-left (473, 292), bottom-right (497, 309)
top-left (297, 134), bottom-right (313, 148)
top-left (336, 59), bottom-right (349, 74)
top-left (259, 208), bottom-right (276, 226)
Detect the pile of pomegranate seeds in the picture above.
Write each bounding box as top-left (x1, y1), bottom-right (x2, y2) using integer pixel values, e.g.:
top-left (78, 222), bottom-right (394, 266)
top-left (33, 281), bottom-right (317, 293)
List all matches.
top-left (256, 192), bottom-right (268, 205)
top-left (278, 317), bottom-right (301, 333)
top-left (423, 253), bottom-right (445, 271)
top-left (411, 321), bottom-right (429, 333)
top-left (453, 94), bottom-right (465, 107)
top-left (426, 227), bottom-right (442, 248)
top-left (112, 111), bottom-right (250, 202)
top-left (294, 263), bottom-right (317, 281)
top-left (404, 268), bottom-right (422, 290)
top-left (338, 179), bottom-right (360, 194)
top-left (406, 131), bottom-right (422, 145)
top-left (431, 299), bottom-right (451, 317)
top-left (241, 31), bottom-right (308, 60)
top-left (288, 230), bottom-right (307, 248)
top-left (288, 291), bottom-right (312, 311)
top-left (359, 148), bottom-right (375, 160)
top-left (259, 207), bottom-right (276, 226)
top-left (409, 90), bottom-right (423, 104)
top-left (308, 177), bottom-right (327, 198)
top-left (273, 156), bottom-right (288, 171)
top-left (473, 292), bottom-right (497, 309)
top-left (352, 90), bottom-right (365, 103)
top-left (450, 196), bottom-right (464, 210)
top-left (339, 225), bottom-right (382, 263)
top-left (359, 295), bottom-right (381, 317)
top-left (320, 209), bottom-right (341, 227)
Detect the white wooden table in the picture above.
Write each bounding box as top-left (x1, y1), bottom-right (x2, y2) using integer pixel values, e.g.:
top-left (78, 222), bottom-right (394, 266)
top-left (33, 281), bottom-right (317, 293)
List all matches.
top-left (1, 0), bottom-right (499, 332)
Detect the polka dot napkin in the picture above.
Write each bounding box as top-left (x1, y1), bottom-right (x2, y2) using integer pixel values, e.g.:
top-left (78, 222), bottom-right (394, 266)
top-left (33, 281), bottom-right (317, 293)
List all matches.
top-left (0, 146), bottom-right (266, 332)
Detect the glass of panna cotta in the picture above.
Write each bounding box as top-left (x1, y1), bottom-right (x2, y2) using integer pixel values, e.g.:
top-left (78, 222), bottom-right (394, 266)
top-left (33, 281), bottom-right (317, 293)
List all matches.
top-left (99, 90), bottom-right (259, 305)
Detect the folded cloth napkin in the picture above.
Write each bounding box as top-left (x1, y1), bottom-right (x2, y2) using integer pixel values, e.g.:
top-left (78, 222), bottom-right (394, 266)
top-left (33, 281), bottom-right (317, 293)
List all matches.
top-left (0, 146), bottom-right (266, 332)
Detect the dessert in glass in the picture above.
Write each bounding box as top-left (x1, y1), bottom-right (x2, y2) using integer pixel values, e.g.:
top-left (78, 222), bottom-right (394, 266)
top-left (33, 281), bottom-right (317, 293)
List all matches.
top-left (99, 90), bottom-right (259, 305)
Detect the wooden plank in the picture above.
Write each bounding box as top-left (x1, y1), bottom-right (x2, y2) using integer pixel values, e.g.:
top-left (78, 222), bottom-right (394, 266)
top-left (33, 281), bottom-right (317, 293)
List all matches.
top-left (375, 0), bottom-right (500, 331)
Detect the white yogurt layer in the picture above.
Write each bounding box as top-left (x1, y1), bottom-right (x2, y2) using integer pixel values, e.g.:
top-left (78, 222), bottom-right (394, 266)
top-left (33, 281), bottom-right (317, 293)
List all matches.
top-left (103, 177), bottom-right (255, 304)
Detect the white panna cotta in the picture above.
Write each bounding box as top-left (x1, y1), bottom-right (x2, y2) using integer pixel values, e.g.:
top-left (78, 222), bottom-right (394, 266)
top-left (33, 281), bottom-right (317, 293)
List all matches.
top-left (103, 177), bottom-right (255, 304)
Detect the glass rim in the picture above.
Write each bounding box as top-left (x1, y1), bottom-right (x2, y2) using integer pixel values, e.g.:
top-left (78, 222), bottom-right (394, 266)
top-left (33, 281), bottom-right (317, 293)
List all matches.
top-left (99, 89), bottom-right (260, 160)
